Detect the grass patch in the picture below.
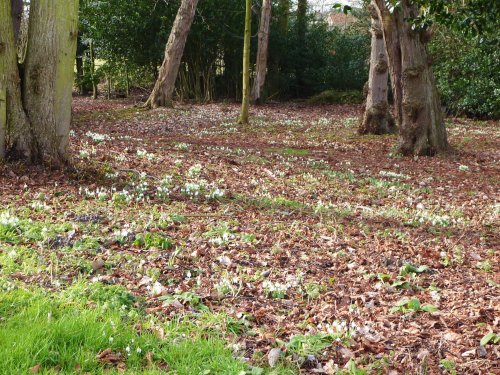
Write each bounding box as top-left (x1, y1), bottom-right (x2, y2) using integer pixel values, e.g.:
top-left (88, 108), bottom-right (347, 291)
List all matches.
top-left (268, 147), bottom-right (310, 157)
top-left (0, 281), bottom-right (248, 374)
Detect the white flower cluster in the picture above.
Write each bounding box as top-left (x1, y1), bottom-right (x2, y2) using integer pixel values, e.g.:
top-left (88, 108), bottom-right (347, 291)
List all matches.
top-left (112, 189), bottom-right (133, 204)
top-left (263, 280), bottom-right (289, 299)
top-left (314, 117), bottom-right (332, 127)
top-left (414, 210), bottom-right (452, 227)
top-left (181, 181), bottom-right (206, 198)
top-left (314, 200), bottom-right (334, 214)
top-left (175, 142), bottom-right (190, 151)
top-left (0, 211), bottom-right (20, 229)
top-left (379, 170), bottom-right (410, 179)
top-left (79, 187), bottom-right (111, 201)
top-left (215, 276), bottom-right (241, 297)
top-left (187, 163), bottom-right (203, 178)
top-left (85, 131), bottom-right (112, 143)
top-left (131, 180), bottom-right (149, 202)
top-left (209, 229), bottom-right (235, 246)
top-left (30, 201), bottom-right (50, 211)
top-left (78, 142), bottom-right (97, 159)
top-left (156, 175), bottom-right (173, 200)
top-left (317, 320), bottom-right (358, 339)
top-left (137, 149), bottom-right (156, 161)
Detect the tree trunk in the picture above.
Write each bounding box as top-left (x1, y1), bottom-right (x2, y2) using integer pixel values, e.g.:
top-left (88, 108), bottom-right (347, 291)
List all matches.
top-left (295, 0), bottom-right (307, 96)
top-left (238, 0), bottom-right (252, 125)
top-left (374, 0), bottom-right (448, 155)
top-left (76, 56), bottom-right (84, 95)
top-left (146, 0), bottom-right (198, 108)
top-left (374, 0), bottom-right (403, 126)
top-left (89, 39), bottom-right (98, 99)
top-left (11, 0), bottom-right (23, 45)
top-left (252, 0), bottom-right (272, 104)
top-left (277, 0), bottom-right (290, 34)
top-left (23, 0), bottom-right (79, 163)
top-left (359, 2), bottom-right (395, 135)
top-left (0, 84), bottom-right (5, 159)
top-left (0, 0), bottom-right (32, 160)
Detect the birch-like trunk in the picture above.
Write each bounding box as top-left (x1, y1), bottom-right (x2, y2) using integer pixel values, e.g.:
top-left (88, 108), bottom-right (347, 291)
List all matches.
top-left (252, 0), bottom-right (272, 104)
top-left (374, 0), bottom-right (448, 155)
top-left (359, 3), bottom-right (395, 135)
top-left (238, 0), bottom-right (252, 124)
top-left (146, 0), bottom-right (198, 108)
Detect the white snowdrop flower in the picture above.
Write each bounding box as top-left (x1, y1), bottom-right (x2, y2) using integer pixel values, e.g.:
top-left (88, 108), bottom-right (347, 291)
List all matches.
top-left (430, 290), bottom-right (441, 301)
top-left (125, 346), bottom-right (131, 353)
top-left (458, 165), bottom-right (469, 172)
top-left (136, 347), bottom-right (142, 354)
top-left (109, 336), bottom-right (114, 343)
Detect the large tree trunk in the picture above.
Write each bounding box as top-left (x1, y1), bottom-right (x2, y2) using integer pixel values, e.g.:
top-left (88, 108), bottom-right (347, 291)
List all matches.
top-left (374, 0), bottom-right (448, 155)
top-left (374, 0), bottom-right (403, 127)
top-left (0, 0), bottom-right (79, 164)
top-left (252, 0), bottom-right (272, 104)
top-left (359, 2), bottom-right (395, 135)
top-left (23, 0), bottom-right (79, 163)
top-left (11, 0), bottom-right (23, 44)
top-left (238, 0), bottom-right (252, 124)
top-left (146, 0), bottom-right (198, 108)
top-left (0, 0), bottom-right (32, 160)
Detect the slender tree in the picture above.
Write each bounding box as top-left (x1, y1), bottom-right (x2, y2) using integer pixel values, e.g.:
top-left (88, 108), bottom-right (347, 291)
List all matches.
top-left (295, 0), bottom-right (307, 96)
top-left (359, 2), bottom-right (395, 135)
top-left (146, 0), bottom-right (199, 108)
top-left (0, 0), bottom-right (79, 163)
top-left (373, 0), bottom-right (448, 155)
top-left (277, 0), bottom-right (290, 33)
top-left (0, 82), bottom-right (5, 160)
top-left (238, 0), bottom-right (252, 124)
top-left (252, 0), bottom-right (272, 104)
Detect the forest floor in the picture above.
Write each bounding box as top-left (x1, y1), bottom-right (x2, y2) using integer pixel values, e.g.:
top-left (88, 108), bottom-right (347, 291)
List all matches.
top-left (0, 97), bottom-right (498, 374)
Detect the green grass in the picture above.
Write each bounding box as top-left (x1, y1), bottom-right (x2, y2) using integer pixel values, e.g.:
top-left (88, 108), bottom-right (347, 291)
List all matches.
top-left (0, 281), bottom-right (248, 374)
top-left (268, 148), bottom-right (310, 157)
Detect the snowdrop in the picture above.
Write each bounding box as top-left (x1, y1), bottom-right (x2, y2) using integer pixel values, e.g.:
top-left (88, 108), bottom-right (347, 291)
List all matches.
top-left (0, 211), bottom-right (20, 228)
top-left (85, 131), bottom-right (112, 143)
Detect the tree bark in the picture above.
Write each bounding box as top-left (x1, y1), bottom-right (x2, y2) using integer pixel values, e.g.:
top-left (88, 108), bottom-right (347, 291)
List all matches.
top-left (374, 0), bottom-right (403, 127)
top-left (0, 84), bottom-right (5, 159)
top-left (23, 0), bottom-right (79, 163)
top-left (252, 0), bottom-right (272, 104)
top-left (374, 0), bottom-right (448, 155)
top-left (89, 39), bottom-right (98, 99)
top-left (0, 0), bottom-right (32, 160)
top-left (146, 0), bottom-right (198, 108)
top-left (238, 0), bottom-right (252, 124)
top-left (277, 0), bottom-right (290, 34)
top-left (359, 2), bottom-right (395, 135)
top-left (295, 0), bottom-right (307, 96)
top-left (11, 0), bottom-right (23, 45)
